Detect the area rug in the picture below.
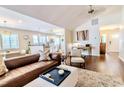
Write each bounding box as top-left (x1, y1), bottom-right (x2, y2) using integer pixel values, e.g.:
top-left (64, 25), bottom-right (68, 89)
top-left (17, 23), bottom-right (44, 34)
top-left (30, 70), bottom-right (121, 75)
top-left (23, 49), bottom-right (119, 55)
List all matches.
top-left (76, 69), bottom-right (124, 87)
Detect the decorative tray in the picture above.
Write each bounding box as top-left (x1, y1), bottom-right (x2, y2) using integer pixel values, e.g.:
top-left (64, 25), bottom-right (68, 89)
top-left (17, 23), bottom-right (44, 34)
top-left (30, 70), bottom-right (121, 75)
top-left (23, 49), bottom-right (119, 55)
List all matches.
top-left (39, 67), bottom-right (71, 86)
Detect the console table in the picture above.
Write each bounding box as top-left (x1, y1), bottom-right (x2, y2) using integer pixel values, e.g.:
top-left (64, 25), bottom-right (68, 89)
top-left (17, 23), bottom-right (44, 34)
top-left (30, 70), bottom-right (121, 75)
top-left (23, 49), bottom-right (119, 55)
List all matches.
top-left (72, 46), bottom-right (92, 56)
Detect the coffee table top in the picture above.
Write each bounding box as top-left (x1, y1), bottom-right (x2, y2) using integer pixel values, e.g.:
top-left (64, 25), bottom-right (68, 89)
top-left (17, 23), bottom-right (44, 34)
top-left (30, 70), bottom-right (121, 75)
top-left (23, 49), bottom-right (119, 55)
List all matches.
top-left (24, 65), bottom-right (78, 87)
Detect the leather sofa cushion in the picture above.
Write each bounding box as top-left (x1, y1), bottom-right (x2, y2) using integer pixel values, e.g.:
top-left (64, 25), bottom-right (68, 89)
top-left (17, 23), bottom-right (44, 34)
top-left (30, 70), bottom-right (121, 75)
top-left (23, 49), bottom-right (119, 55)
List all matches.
top-left (0, 61), bottom-right (58, 87)
top-left (4, 54), bottom-right (40, 70)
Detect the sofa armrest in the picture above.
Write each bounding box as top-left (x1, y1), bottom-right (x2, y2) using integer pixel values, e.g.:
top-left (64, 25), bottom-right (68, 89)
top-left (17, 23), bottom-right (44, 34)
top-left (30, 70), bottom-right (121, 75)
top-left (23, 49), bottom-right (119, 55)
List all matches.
top-left (49, 53), bottom-right (61, 65)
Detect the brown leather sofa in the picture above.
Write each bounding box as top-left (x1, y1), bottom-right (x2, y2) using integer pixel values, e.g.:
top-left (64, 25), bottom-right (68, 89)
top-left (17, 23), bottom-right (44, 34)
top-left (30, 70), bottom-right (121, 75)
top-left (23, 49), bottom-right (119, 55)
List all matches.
top-left (0, 53), bottom-right (61, 87)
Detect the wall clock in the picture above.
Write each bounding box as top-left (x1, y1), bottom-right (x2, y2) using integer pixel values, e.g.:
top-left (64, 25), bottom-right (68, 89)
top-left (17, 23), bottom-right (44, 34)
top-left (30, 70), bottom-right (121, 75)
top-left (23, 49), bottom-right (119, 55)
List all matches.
top-left (23, 35), bottom-right (29, 40)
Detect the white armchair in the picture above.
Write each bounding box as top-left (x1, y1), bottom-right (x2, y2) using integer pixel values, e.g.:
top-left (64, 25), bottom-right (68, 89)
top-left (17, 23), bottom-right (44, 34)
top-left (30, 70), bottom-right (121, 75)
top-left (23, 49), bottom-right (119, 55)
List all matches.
top-left (70, 48), bottom-right (85, 68)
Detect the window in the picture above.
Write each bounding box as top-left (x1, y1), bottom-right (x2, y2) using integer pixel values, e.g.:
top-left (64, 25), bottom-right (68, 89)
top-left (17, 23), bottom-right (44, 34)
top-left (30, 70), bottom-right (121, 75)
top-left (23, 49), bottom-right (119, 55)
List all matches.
top-left (2, 34), bottom-right (11, 49)
top-left (39, 35), bottom-right (48, 45)
top-left (33, 35), bottom-right (48, 45)
top-left (0, 33), bottom-right (19, 50)
top-left (54, 37), bottom-right (60, 51)
top-left (101, 34), bottom-right (106, 43)
top-left (46, 36), bottom-right (49, 42)
top-left (39, 36), bottom-right (43, 45)
top-left (54, 37), bottom-right (60, 46)
top-left (10, 34), bottom-right (19, 49)
top-left (33, 35), bottom-right (60, 46)
top-left (33, 35), bottom-right (39, 45)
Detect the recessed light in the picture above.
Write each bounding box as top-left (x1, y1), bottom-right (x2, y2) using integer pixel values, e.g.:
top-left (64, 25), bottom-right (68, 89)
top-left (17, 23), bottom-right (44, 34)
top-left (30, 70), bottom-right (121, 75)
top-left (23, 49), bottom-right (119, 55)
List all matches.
top-left (18, 20), bottom-right (22, 23)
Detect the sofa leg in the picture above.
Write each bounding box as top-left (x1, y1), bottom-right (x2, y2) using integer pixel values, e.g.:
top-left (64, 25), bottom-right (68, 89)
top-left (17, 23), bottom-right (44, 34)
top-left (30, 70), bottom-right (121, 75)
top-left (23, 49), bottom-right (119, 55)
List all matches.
top-left (80, 63), bottom-right (82, 68)
top-left (70, 62), bottom-right (72, 66)
top-left (83, 63), bottom-right (85, 69)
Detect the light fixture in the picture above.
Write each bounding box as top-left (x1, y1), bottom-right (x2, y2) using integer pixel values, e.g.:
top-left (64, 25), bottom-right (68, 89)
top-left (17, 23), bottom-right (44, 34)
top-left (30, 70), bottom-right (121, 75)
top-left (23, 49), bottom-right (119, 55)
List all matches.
top-left (88, 5), bottom-right (95, 14)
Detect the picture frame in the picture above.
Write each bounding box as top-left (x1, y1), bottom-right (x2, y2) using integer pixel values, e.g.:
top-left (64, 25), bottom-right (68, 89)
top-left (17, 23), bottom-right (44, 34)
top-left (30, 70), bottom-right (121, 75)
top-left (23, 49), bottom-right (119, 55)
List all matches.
top-left (77, 30), bottom-right (89, 41)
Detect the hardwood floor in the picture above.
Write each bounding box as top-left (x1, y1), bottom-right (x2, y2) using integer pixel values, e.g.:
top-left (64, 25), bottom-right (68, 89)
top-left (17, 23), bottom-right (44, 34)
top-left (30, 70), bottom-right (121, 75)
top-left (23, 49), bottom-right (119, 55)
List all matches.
top-left (66, 53), bottom-right (124, 81)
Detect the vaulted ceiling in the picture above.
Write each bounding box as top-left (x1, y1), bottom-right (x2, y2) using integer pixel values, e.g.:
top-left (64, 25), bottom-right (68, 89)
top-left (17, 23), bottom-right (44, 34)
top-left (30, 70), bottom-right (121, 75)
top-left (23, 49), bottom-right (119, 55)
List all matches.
top-left (2, 5), bottom-right (121, 29)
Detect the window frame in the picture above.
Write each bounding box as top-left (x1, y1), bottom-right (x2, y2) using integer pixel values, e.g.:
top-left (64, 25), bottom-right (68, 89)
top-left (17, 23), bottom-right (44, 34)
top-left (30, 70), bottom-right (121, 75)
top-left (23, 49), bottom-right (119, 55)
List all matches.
top-left (32, 35), bottom-right (39, 45)
top-left (0, 32), bottom-right (19, 50)
top-left (33, 35), bottom-right (48, 45)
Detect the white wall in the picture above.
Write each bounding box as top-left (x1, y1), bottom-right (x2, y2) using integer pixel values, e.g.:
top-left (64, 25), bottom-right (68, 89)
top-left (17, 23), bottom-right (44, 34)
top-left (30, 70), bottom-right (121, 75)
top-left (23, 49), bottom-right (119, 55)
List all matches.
top-left (119, 29), bottom-right (124, 61)
top-left (119, 6), bottom-right (124, 62)
top-left (73, 19), bottom-right (100, 56)
top-left (64, 29), bottom-right (73, 54)
top-left (99, 12), bottom-right (122, 26)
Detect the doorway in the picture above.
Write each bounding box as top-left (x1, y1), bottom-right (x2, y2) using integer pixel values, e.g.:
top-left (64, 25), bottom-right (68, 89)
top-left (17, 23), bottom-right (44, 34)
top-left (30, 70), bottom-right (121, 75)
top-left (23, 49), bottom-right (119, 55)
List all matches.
top-left (100, 34), bottom-right (106, 54)
top-left (100, 28), bottom-right (120, 54)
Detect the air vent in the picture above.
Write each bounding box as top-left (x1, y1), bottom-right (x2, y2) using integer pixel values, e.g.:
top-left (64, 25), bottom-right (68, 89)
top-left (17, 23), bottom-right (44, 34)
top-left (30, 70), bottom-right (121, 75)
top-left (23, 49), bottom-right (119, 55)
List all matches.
top-left (91, 18), bottom-right (98, 25)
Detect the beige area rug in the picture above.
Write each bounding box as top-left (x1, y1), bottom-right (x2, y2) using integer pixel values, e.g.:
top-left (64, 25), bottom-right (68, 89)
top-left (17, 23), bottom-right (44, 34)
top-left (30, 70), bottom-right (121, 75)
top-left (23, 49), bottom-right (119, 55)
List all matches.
top-left (76, 69), bottom-right (124, 87)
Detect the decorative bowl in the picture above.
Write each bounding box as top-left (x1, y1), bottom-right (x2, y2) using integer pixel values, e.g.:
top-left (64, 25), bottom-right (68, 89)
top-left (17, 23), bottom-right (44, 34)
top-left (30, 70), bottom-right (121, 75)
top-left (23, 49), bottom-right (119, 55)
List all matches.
top-left (58, 69), bottom-right (64, 75)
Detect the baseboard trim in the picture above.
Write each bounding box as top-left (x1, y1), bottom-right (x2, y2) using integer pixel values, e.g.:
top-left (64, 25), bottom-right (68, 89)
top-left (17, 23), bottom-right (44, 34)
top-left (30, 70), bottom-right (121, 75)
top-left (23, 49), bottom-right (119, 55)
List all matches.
top-left (119, 56), bottom-right (124, 62)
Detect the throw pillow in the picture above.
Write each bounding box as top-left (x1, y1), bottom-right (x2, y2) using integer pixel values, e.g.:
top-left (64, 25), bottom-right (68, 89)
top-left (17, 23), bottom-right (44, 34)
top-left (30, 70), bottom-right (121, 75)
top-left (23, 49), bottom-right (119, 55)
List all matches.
top-left (0, 56), bottom-right (8, 76)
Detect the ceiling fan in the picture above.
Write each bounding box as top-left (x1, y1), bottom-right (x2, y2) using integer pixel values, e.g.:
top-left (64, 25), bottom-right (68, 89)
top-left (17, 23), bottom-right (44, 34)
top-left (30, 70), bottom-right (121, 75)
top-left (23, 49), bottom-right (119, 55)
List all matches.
top-left (88, 5), bottom-right (95, 14)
